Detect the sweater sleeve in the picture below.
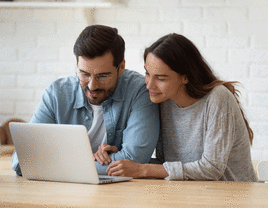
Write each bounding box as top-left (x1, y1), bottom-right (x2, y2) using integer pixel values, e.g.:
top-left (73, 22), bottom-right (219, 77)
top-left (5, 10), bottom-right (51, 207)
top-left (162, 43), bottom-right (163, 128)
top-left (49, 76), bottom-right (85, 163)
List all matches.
top-left (164, 89), bottom-right (236, 181)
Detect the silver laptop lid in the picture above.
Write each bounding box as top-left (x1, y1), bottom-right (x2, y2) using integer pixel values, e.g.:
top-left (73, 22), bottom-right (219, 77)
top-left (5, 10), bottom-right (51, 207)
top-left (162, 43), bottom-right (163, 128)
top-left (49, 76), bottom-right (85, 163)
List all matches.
top-left (10, 122), bottom-right (102, 184)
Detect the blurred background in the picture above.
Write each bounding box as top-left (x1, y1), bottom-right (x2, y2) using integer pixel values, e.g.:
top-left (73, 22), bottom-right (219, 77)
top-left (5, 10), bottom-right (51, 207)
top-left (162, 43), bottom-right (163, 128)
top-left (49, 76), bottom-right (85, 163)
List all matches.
top-left (0, 0), bottom-right (268, 160)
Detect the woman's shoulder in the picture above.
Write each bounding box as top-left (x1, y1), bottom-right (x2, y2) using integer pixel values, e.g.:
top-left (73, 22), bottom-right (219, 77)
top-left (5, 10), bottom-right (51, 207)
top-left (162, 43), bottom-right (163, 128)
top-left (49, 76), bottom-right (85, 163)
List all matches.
top-left (206, 85), bottom-right (239, 112)
top-left (209, 85), bottom-right (232, 99)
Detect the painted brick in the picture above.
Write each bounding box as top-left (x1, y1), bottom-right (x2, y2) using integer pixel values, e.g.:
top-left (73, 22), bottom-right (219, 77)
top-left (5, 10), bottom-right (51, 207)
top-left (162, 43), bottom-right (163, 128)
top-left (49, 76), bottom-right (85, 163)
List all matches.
top-left (0, 23), bottom-right (16, 36)
top-left (229, 22), bottom-right (268, 36)
top-left (37, 35), bottom-right (76, 48)
top-left (240, 78), bottom-right (268, 92)
top-left (56, 23), bottom-right (87, 37)
top-left (17, 74), bottom-right (56, 88)
top-left (73, 8), bottom-right (93, 24)
top-left (0, 102), bottom-right (15, 114)
top-left (184, 22), bottom-right (227, 37)
top-left (0, 36), bottom-right (36, 48)
top-left (251, 122), bottom-right (268, 136)
top-left (201, 48), bottom-right (227, 63)
top-left (34, 89), bottom-right (46, 102)
top-left (126, 0), bottom-right (179, 8)
top-left (213, 63), bottom-right (248, 80)
top-left (226, 0), bottom-right (268, 7)
top-left (250, 65), bottom-right (268, 78)
top-left (140, 23), bottom-right (182, 36)
top-left (114, 9), bottom-right (158, 23)
top-left (181, 35), bottom-right (205, 51)
top-left (17, 23), bottom-right (56, 36)
top-left (0, 48), bottom-right (17, 61)
top-left (59, 47), bottom-right (77, 62)
top-left (124, 36), bottom-right (156, 49)
top-left (249, 93), bottom-right (268, 107)
top-left (204, 8), bottom-right (247, 21)
top-left (249, 8), bottom-right (268, 21)
top-left (32, 9), bottom-right (82, 23)
top-left (0, 89), bottom-right (34, 101)
top-left (15, 102), bottom-right (38, 115)
top-left (229, 49), bottom-right (268, 63)
top-left (247, 107), bottom-right (268, 122)
top-left (182, 0), bottom-right (225, 6)
top-left (95, 22), bottom-right (140, 36)
top-left (251, 35), bottom-right (268, 48)
top-left (0, 62), bottom-right (35, 74)
top-left (37, 62), bottom-right (76, 76)
top-left (251, 135), bottom-right (268, 151)
top-left (207, 37), bottom-right (248, 48)
top-left (19, 47), bottom-right (59, 61)
top-left (0, 9), bottom-right (27, 23)
top-left (0, 75), bottom-right (16, 87)
top-left (160, 8), bottom-right (202, 22)
top-left (91, 9), bottom-right (116, 23)
top-left (125, 48), bottom-right (144, 74)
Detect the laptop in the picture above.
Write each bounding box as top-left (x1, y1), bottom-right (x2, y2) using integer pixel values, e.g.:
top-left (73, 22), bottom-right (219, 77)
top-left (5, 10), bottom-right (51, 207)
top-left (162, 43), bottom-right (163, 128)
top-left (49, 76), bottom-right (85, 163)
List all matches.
top-left (9, 122), bottom-right (132, 184)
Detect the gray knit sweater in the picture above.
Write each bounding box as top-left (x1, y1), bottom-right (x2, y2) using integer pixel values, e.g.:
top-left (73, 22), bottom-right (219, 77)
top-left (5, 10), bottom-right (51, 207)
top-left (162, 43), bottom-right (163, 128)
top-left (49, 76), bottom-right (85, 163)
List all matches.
top-left (155, 85), bottom-right (257, 182)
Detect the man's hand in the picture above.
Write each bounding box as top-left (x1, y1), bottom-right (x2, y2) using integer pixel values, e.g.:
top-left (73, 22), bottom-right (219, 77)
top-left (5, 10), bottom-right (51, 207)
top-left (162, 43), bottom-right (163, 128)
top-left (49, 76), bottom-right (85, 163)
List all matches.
top-left (93, 143), bottom-right (118, 165)
top-left (106, 159), bottom-right (144, 178)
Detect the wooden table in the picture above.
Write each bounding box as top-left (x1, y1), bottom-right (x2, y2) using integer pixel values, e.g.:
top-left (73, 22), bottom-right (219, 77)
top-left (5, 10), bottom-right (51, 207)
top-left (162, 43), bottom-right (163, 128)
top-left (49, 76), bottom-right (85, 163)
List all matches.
top-left (1, 155), bottom-right (268, 208)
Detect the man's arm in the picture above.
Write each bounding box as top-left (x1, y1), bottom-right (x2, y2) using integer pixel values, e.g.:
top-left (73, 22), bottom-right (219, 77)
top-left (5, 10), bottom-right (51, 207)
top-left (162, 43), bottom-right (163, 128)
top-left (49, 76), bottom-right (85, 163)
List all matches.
top-left (96, 87), bottom-right (160, 175)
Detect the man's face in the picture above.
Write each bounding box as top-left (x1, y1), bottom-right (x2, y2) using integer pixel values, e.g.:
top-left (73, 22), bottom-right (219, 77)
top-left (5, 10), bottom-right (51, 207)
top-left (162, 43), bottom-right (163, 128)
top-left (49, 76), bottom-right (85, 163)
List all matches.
top-left (77, 52), bottom-right (125, 105)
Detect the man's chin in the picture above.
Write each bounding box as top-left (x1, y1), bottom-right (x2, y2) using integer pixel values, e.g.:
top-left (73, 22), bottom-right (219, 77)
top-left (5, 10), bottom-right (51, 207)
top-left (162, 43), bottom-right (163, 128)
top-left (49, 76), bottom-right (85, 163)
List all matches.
top-left (88, 97), bottom-right (103, 105)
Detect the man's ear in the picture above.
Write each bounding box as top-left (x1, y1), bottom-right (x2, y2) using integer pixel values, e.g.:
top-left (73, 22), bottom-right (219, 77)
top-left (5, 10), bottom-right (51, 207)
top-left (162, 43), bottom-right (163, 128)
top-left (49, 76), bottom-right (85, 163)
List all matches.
top-left (182, 75), bottom-right (189, 84)
top-left (118, 59), bottom-right (125, 76)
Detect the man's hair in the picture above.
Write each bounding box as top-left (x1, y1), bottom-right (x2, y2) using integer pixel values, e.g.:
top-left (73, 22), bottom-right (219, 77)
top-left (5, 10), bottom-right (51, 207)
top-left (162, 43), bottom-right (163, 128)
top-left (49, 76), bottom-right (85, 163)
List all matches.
top-left (74, 25), bottom-right (125, 67)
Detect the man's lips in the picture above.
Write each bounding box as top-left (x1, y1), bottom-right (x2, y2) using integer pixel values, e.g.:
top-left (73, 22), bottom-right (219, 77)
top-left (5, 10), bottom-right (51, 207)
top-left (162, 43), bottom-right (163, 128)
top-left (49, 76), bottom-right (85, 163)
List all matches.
top-left (85, 89), bottom-right (104, 97)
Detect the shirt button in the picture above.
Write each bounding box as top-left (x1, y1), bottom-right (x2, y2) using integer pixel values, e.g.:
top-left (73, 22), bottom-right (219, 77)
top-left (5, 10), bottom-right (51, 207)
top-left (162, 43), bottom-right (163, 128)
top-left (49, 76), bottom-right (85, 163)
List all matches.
top-left (85, 116), bottom-right (89, 120)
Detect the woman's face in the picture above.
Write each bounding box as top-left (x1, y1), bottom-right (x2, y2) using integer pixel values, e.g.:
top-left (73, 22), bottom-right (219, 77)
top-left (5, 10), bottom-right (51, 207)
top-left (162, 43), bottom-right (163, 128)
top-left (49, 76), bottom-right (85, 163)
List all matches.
top-left (144, 53), bottom-right (188, 104)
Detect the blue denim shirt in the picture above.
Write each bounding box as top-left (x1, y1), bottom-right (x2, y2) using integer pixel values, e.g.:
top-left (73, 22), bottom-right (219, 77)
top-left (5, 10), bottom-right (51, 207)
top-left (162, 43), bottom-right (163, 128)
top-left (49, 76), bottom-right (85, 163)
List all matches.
top-left (12, 69), bottom-right (159, 175)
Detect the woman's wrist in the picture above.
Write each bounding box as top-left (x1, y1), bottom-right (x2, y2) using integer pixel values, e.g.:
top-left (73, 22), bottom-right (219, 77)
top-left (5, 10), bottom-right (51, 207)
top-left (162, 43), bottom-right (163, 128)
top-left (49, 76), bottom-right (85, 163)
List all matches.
top-left (139, 164), bottom-right (169, 179)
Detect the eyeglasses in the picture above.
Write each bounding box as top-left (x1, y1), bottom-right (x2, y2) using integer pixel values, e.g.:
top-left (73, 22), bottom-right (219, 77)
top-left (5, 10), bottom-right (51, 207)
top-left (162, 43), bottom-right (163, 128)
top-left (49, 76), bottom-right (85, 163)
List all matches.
top-left (76, 66), bottom-right (119, 85)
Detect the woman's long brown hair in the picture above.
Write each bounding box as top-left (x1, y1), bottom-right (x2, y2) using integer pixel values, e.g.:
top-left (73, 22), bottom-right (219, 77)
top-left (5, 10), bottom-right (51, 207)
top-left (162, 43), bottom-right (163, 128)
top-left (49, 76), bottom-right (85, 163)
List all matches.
top-left (144, 34), bottom-right (253, 145)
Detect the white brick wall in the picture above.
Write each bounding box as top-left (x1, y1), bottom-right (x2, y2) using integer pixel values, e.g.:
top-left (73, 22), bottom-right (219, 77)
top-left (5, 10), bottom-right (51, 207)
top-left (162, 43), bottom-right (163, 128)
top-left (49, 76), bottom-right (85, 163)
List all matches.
top-left (1, 0), bottom-right (268, 161)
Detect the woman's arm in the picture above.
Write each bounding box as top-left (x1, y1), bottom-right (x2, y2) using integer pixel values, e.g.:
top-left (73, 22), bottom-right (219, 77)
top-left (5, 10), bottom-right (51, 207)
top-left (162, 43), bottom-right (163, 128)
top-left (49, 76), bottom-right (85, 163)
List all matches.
top-left (106, 159), bottom-right (169, 179)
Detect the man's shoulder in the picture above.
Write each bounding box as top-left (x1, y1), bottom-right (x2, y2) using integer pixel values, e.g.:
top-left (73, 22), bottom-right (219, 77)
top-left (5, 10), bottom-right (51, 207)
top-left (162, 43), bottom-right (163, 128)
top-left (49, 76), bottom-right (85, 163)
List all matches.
top-left (113, 69), bottom-right (148, 102)
top-left (119, 69), bottom-right (146, 89)
top-left (48, 75), bottom-right (79, 92)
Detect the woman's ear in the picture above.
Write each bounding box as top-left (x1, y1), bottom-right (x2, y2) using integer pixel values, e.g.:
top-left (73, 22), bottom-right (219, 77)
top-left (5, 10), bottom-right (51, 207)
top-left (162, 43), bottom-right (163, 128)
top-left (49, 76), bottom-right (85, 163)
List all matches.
top-left (118, 59), bottom-right (125, 76)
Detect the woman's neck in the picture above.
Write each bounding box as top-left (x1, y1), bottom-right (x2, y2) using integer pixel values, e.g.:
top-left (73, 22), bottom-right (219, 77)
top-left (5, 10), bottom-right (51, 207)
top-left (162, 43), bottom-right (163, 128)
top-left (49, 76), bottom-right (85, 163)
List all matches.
top-left (172, 92), bottom-right (200, 108)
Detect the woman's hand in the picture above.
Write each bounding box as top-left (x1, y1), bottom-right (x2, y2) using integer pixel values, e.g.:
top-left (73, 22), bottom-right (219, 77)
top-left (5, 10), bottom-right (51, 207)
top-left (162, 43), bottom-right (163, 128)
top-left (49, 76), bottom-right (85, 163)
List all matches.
top-left (93, 143), bottom-right (118, 165)
top-left (106, 159), bottom-right (145, 178)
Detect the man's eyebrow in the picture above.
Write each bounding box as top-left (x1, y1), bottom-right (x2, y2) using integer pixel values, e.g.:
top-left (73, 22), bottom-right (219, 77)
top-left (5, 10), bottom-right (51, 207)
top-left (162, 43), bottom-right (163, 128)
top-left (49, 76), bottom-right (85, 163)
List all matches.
top-left (78, 69), bottom-right (112, 76)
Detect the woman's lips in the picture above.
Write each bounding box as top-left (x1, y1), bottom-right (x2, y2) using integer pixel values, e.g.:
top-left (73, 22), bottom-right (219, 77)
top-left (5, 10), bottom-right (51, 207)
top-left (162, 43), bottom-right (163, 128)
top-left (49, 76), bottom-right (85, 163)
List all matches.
top-left (149, 91), bottom-right (158, 96)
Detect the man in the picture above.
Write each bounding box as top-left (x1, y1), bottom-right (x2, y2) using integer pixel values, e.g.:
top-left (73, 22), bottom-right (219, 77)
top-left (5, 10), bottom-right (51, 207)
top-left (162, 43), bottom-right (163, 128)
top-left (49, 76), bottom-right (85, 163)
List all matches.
top-left (12, 25), bottom-right (159, 175)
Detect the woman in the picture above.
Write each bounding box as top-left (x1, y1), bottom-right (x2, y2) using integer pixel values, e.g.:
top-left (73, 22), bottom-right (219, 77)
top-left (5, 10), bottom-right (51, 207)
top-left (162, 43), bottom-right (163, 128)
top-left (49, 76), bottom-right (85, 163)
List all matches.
top-left (106, 33), bottom-right (257, 181)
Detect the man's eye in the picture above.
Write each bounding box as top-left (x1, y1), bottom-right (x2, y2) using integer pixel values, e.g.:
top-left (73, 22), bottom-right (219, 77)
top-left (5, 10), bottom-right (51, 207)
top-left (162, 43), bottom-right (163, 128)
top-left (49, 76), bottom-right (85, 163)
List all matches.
top-left (99, 75), bottom-right (109, 79)
top-left (81, 72), bottom-right (88, 76)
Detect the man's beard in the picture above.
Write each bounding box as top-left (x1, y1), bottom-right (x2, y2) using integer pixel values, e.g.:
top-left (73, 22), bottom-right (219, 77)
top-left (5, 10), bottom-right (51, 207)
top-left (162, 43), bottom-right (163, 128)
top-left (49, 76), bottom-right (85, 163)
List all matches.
top-left (82, 86), bottom-right (116, 105)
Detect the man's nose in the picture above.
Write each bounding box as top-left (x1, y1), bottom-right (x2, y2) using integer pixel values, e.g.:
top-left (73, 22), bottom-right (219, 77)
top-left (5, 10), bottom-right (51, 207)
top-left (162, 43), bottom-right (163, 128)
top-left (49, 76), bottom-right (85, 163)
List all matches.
top-left (88, 77), bottom-right (99, 91)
